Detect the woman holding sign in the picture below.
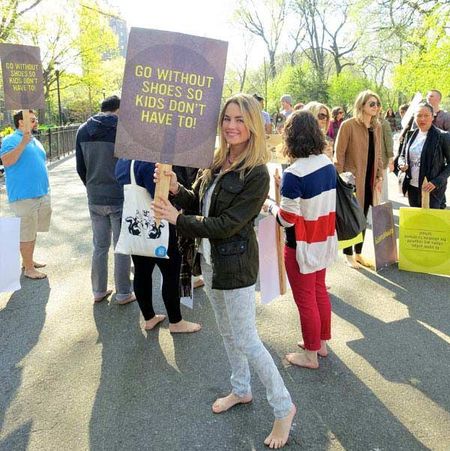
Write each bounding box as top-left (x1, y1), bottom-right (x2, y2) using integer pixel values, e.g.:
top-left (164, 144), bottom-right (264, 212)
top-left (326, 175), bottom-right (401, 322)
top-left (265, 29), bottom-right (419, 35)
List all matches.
top-left (398, 102), bottom-right (450, 209)
top-left (153, 94), bottom-right (296, 449)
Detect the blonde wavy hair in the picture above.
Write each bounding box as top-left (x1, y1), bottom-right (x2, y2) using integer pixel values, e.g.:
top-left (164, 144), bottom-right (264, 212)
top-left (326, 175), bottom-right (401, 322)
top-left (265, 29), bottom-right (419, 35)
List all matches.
top-left (303, 101), bottom-right (331, 134)
top-left (202, 93), bottom-right (270, 183)
top-left (353, 90), bottom-right (381, 129)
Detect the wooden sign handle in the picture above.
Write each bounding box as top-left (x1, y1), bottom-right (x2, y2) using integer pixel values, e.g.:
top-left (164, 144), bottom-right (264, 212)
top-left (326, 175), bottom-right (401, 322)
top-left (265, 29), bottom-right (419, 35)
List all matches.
top-left (421, 176), bottom-right (430, 209)
top-left (274, 168), bottom-right (287, 295)
top-left (22, 109), bottom-right (31, 134)
top-left (154, 163), bottom-right (172, 226)
top-left (373, 186), bottom-right (381, 207)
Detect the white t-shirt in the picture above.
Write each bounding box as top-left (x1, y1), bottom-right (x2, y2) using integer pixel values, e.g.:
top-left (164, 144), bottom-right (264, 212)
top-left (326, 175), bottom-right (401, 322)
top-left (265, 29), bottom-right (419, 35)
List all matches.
top-left (408, 131), bottom-right (428, 187)
top-left (262, 110), bottom-right (271, 125)
top-left (198, 174), bottom-right (220, 265)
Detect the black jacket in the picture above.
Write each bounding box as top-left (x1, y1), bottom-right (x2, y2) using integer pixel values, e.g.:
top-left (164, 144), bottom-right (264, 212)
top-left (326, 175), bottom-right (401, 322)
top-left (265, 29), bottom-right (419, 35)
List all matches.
top-left (399, 125), bottom-right (450, 208)
top-left (76, 113), bottom-right (123, 206)
top-left (173, 164), bottom-right (270, 290)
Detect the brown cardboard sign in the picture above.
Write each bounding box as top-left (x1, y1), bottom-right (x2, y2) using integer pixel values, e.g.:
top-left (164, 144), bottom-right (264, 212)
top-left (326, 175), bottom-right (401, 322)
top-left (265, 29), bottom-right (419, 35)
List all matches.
top-left (115, 28), bottom-right (228, 168)
top-left (372, 202), bottom-right (398, 270)
top-left (0, 43), bottom-right (45, 110)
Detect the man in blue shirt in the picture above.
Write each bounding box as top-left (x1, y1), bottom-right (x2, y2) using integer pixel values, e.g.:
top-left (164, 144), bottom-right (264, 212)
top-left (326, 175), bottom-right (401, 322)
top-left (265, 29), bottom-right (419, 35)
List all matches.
top-left (253, 94), bottom-right (272, 134)
top-left (0, 110), bottom-right (52, 280)
top-left (280, 94), bottom-right (294, 119)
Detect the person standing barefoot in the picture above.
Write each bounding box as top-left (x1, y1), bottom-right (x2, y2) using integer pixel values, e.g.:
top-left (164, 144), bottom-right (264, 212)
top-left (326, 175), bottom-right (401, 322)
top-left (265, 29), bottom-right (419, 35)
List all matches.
top-left (267, 111), bottom-right (337, 371)
top-left (154, 94), bottom-right (296, 448)
top-left (115, 159), bottom-right (201, 335)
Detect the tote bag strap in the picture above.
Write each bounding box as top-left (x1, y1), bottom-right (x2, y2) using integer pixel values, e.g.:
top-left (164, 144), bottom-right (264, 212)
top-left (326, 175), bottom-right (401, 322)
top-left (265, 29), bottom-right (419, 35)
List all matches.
top-left (130, 160), bottom-right (137, 186)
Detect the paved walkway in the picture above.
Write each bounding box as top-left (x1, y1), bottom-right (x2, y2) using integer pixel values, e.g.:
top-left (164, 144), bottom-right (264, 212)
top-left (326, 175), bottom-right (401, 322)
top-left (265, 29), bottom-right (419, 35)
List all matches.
top-left (1, 156), bottom-right (449, 450)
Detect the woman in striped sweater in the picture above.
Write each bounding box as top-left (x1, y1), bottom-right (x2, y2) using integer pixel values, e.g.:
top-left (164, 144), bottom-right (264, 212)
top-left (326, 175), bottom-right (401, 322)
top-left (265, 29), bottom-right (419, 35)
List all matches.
top-left (269, 111), bottom-right (338, 369)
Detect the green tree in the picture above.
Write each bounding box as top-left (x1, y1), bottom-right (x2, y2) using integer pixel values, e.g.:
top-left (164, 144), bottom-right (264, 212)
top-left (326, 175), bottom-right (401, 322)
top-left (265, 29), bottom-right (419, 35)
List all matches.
top-left (78, 0), bottom-right (118, 115)
top-left (19, 13), bottom-right (79, 122)
top-left (392, 5), bottom-right (450, 101)
top-left (328, 70), bottom-right (374, 110)
top-left (235, 0), bottom-right (287, 78)
top-left (393, 38), bottom-right (450, 99)
top-left (266, 60), bottom-right (327, 112)
top-left (0, 0), bottom-right (43, 42)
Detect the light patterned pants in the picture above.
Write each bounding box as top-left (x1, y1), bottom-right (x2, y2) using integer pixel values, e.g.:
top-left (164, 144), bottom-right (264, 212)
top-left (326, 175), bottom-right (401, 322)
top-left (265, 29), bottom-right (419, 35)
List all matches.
top-left (201, 257), bottom-right (293, 419)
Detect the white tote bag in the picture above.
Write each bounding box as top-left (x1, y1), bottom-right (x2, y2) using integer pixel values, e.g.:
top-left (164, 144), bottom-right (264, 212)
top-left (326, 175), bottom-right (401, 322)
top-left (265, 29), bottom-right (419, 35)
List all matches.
top-left (0, 217), bottom-right (21, 292)
top-left (115, 161), bottom-right (169, 258)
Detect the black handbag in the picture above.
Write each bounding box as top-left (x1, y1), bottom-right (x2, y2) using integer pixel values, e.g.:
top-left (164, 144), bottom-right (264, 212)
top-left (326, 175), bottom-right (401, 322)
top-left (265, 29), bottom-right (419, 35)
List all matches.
top-left (335, 172), bottom-right (366, 241)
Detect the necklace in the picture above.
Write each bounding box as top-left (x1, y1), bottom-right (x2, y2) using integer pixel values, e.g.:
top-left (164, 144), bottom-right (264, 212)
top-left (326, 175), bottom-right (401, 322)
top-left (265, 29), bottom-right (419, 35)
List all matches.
top-left (227, 155), bottom-right (234, 165)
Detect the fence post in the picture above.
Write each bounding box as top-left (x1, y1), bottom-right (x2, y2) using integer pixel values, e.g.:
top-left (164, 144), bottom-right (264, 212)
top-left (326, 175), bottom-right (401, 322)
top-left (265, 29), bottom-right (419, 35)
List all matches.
top-left (47, 128), bottom-right (52, 160)
top-left (57, 127), bottom-right (60, 159)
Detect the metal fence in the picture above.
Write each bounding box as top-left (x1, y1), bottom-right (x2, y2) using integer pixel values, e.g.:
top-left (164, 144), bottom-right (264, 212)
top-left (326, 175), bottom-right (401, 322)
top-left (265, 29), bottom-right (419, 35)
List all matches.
top-left (35, 125), bottom-right (79, 161)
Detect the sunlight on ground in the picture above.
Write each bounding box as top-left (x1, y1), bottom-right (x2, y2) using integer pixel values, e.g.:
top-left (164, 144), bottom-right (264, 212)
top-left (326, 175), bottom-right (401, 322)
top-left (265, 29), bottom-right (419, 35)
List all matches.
top-left (331, 314), bottom-right (450, 449)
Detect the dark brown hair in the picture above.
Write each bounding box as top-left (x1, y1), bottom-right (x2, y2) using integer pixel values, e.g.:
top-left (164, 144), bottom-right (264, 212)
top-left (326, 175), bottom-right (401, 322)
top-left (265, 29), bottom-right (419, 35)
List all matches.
top-left (399, 104), bottom-right (409, 114)
top-left (331, 106), bottom-right (343, 120)
top-left (283, 111), bottom-right (326, 158)
top-left (13, 110), bottom-right (35, 128)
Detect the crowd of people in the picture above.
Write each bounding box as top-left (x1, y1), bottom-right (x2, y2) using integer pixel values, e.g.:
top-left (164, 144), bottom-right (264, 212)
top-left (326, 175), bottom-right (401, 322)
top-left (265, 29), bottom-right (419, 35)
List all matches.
top-left (1, 85), bottom-right (449, 448)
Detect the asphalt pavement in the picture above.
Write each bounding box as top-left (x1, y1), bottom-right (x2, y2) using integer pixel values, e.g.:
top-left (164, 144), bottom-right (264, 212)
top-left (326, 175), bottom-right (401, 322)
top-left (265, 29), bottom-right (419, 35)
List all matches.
top-left (0, 155), bottom-right (449, 451)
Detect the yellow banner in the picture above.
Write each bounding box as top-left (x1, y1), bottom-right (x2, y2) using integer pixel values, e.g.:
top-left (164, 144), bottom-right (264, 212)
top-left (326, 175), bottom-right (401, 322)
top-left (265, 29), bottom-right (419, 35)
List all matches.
top-left (266, 134), bottom-right (287, 164)
top-left (399, 207), bottom-right (450, 276)
top-left (338, 233), bottom-right (364, 250)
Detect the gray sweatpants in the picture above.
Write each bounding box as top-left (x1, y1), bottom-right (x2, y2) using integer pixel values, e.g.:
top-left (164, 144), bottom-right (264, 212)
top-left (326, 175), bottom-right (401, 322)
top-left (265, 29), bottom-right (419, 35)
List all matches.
top-left (201, 257), bottom-right (293, 419)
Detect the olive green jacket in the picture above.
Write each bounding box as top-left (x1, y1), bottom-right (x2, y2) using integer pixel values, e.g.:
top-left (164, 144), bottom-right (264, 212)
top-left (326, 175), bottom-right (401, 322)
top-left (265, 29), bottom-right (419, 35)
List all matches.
top-left (174, 164), bottom-right (270, 290)
top-left (381, 119), bottom-right (394, 169)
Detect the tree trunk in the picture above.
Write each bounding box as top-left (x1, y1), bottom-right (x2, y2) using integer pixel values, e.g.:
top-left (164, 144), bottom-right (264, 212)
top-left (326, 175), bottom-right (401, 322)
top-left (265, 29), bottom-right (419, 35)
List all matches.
top-left (269, 50), bottom-right (276, 78)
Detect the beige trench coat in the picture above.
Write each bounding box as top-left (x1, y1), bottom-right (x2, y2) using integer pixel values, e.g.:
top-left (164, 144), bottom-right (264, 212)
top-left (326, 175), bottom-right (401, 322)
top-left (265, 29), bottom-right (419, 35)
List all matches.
top-left (334, 118), bottom-right (383, 210)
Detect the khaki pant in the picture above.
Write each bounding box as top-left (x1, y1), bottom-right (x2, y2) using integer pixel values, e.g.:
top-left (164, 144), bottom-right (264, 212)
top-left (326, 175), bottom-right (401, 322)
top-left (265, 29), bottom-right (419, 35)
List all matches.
top-left (9, 194), bottom-right (52, 241)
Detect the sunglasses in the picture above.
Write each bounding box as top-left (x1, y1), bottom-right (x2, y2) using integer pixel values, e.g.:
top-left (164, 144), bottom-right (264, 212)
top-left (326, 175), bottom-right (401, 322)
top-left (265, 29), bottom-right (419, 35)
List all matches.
top-left (318, 113), bottom-right (329, 120)
top-left (368, 101), bottom-right (381, 108)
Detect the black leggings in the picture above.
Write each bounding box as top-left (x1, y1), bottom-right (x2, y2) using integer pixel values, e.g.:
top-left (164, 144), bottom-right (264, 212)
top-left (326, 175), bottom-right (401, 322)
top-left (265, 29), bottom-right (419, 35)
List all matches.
top-left (407, 185), bottom-right (421, 208)
top-left (343, 190), bottom-right (371, 256)
top-left (132, 245), bottom-right (182, 324)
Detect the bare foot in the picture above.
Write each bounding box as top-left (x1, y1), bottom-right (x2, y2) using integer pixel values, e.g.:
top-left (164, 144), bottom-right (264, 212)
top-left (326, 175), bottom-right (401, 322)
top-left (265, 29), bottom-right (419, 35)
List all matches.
top-left (169, 319), bottom-right (202, 334)
top-left (264, 404), bottom-right (297, 449)
top-left (115, 293), bottom-right (136, 305)
top-left (23, 268), bottom-right (47, 280)
top-left (144, 314), bottom-right (166, 330)
top-left (94, 289), bottom-right (113, 303)
top-left (345, 255), bottom-right (361, 269)
top-left (22, 261), bottom-right (46, 269)
top-left (355, 254), bottom-right (375, 269)
top-left (212, 393), bottom-right (253, 414)
top-left (286, 351), bottom-right (319, 369)
top-left (297, 341), bottom-right (328, 357)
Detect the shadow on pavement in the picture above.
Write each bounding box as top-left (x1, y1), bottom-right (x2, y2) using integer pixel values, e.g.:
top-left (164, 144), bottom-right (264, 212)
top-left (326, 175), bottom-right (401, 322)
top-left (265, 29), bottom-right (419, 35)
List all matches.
top-left (0, 279), bottom-right (50, 449)
top-left (0, 420), bottom-right (32, 451)
top-left (262, 338), bottom-right (427, 450)
top-left (360, 266), bottom-right (450, 337)
top-left (88, 273), bottom-right (289, 450)
top-left (331, 295), bottom-right (450, 414)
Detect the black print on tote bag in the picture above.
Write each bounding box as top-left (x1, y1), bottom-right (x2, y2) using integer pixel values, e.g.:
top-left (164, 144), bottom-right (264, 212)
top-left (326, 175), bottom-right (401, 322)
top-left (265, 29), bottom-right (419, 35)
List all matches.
top-left (125, 209), bottom-right (166, 239)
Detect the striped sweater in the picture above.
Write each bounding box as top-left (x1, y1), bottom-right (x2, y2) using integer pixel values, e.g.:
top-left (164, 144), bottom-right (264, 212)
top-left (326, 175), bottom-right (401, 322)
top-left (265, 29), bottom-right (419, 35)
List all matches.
top-left (277, 154), bottom-right (338, 274)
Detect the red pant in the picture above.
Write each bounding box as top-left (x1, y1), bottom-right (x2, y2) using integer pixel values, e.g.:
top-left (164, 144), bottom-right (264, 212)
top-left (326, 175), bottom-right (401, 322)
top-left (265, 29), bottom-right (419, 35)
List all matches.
top-left (284, 246), bottom-right (331, 351)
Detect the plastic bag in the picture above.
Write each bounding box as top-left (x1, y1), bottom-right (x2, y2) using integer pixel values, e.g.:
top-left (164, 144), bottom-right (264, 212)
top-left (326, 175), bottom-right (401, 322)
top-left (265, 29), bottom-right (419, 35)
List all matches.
top-left (335, 172), bottom-right (366, 241)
